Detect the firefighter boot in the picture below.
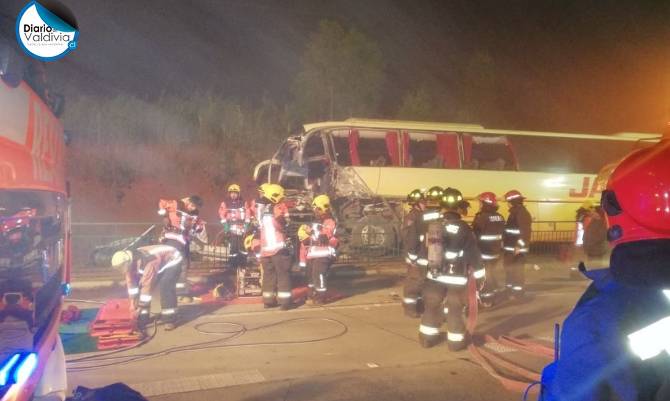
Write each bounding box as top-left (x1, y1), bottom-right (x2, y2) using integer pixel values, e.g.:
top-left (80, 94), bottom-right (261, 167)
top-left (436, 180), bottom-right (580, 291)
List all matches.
top-left (418, 332), bottom-right (444, 348)
top-left (403, 303), bottom-right (420, 318)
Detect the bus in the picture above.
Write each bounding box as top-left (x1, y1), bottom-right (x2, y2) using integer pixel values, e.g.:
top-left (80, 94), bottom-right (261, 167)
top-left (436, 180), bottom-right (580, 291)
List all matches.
top-left (0, 39), bottom-right (69, 401)
top-left (253, 118), bottom-right (659, 256)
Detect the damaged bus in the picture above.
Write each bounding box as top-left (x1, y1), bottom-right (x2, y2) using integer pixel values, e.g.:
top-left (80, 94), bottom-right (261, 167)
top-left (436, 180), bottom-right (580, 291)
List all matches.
top-left (253, 119), bottom-right (658, 257)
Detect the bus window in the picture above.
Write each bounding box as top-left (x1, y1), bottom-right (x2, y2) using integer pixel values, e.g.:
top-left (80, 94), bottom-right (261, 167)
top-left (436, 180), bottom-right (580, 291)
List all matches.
top-left (508, 136), bottom-right (639, 174)
top-left (303, 132), bottom-right (329, 192)
top-left (463, 134), bottom-right (517, 171)
top-left (357, 130), bottom-right (395, 167)
top-left (330, 130), bottom-right (352, 166)
top-left (405, 132), bottom-right (460, 168)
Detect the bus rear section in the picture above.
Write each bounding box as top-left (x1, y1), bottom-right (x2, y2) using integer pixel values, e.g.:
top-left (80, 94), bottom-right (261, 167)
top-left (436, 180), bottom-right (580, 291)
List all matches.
top-left (1, 45), bottom-right (69, 401)
top-left (254, 119), bottom-right (656, 257)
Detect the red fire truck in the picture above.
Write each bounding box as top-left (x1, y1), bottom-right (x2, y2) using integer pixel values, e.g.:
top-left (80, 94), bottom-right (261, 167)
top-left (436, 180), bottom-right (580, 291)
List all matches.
top-left (1, 39), bottom-right (69, 401)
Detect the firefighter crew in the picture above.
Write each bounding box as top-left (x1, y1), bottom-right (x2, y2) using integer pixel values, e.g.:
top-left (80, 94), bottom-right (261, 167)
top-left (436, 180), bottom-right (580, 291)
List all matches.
top-left (416, 187), bottom-right (483, 350)
top-left (111, 243), bottom-right (184, 331)
top-left (472, 192), bottom-right (506, 307)
top-left (502, 189), bottom-right (532, 297)
top-left (542, 139), bottom-right (670, 401)
top-left (256, 184), bottom-right (293, 309)
top-left (158, 195), bottom-right (206, 297)
top-left (218, 184), bottom-right (250, 268)
top-left (298, 195), bottom-right (338, 305)
top-left (401, 189), bottom-right (427, 318)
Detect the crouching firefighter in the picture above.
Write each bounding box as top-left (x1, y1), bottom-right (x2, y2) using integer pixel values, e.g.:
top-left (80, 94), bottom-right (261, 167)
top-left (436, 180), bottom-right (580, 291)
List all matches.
top-left (417, 187), bottom-right (483, 350)
top-left (111, 242), bottom-right (184, 331)
top-left (540, 140), bottom-right (670, 401)
top-left (298, 195), bottom-right (338, 305)
top-left (256, 184), bottom-right (293, 310)
top-left (401, 189), bottom-right (427, 318)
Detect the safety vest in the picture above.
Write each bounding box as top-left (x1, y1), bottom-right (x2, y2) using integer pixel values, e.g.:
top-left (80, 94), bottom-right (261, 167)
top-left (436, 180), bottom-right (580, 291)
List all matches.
top-left (259, 203), bottom-right (287, 257)
top-left (306, 215), bottom-right (337, 259)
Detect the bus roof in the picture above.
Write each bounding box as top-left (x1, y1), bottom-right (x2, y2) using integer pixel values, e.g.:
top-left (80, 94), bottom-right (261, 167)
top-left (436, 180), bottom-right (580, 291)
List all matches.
top-left (302, 118), bottom-right (661, 142)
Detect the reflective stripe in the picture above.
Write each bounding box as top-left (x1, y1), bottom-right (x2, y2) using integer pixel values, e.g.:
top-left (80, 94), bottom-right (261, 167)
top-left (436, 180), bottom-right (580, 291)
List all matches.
top-left (319, 274), bottom-right (325, 290)
top-left (161, 308), bottom-right (176, 315)
top-left (307, 248), bottom-right (332, 258)
top-left (158, 253), bottom-right (183, 274)
top-left (419, 235), bottom-right (425, 242)
top-left (518, 248), bottom-right (529, 253)
top-left (416, 259), bottom-right (429, 266)
top-left (308, 284), bottom-right (314, 288)
top-left (481, 254), bottom-right (499, 260)
top-left (479, 234), bottom-right (502, 241)
top-left (277, 291), bottom-right (291, 299)
top-left (505, 228), bottom-right (521, 235)
top-left (128, 287), bottom-right (139, 296)
top-left (263, 292), bottom-right (275, 298)
top-left (445, 251), bottom-right (459, 260)
top-left (575, 222), bottom-right (584, 246)
top-left (506, 194), bottom-right (522, 200)
top-left (316, 288), bottom-right (327, 292)
top-left (422, 212), bottom-right (441, 221)
top-left (512, 286), bottom-right (523, 291)
top-left (299, 262), bottom-right (306, 267)
top-left (139, 294), bottom-right (152, 303)
top-left (427, 272), bottom-right (468, 286)
top-left (447, 331), bottom-right (465, 342)
top-left (403, 298), bottom-right (417, 304)
top-left (405, 257), bottom-right (414, 264)
top-left (445, 224), bottom-right (459, 234)
top-left (503, 246), bottom-right (516, 252)
top-left (137, 268), bottom-right (145, 274)
top-left (419, 325), bottom-right (440, 335)
top-left (517, 239), bottom-right (526, 247)
top-left (140, 309), bottom-right (149, 315)
top-left (175, 283), bottom-right (186, 289)
top-left (473, 268), bottom-right (486, 279)
top-left (407, 253), bottom-right (418, 261)
top-left (443, 307), bottom-right (449, 314)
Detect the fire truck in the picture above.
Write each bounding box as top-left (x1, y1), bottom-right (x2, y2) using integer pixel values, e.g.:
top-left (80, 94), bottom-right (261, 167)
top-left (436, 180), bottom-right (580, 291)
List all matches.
top-left (0, 39), bottom-right (69, 401)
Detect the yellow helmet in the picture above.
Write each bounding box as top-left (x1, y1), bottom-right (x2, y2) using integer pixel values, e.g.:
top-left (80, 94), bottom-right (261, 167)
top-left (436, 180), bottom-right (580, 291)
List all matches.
top-left (111, 250), bottom-right (132, 269)
top-left (581, 200), bottom-right (594, 210)
top-left (312, 194), bottom-right (331, 212)
top-left (228, 184), bottom-right (241, 193)
top-left (298, 224), bottom-right (311, 241)
top-left (261, 183), bottom-right (285, 204)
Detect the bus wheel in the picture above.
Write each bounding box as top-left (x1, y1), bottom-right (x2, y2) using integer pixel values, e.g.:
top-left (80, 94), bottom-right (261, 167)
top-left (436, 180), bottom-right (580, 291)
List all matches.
top-left (350, 216), bottom-right (397, 257)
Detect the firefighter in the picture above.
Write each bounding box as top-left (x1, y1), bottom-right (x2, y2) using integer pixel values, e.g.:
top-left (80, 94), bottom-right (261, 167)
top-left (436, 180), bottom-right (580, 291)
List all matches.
top-left (472, 192), bottom-right (506, 307)
top-left (158, 195), bottom-right (206, 297)
top-left (416, 187), bottom-right (483, 350)
top-left (401, 189), bottom-right (427, 318)
top-left (256, 184), bottom-right (293, 309)
top-left (111, 243), bottom-right (184, 331)
top-left (541, 140), bottom-right (670, 401)
top-left (424, 186), bottom-right (444, 211)
top-left (218, 184), bottom-right (250, 269)
top-left (298, 195), bottom-right (338, 305)
top-left (502, 189), bottom-right (532, 297)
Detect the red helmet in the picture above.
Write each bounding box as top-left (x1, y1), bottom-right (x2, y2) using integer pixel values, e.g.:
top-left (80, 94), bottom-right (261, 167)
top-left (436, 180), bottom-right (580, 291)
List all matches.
top-left (601, 140), bottom-right (670, 245)
top-left (478, 192), bottom-right (498, 207)
top-left (504, 190), bottom-right (524, 202)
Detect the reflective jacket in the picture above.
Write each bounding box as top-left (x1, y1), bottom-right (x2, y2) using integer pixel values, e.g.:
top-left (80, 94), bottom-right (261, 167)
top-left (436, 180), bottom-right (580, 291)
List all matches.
top-left (543, 268), bottom-right (670, 401)
top-left (125, 244), bottom-right (183, 301)
top-left (219, 197), bottom-right (249, 235)
top-left (258, 201), bottom-right (289, 257)
top-left (472, 209), bottom-right (505, 261)
top-left (503, 204), bottom-right (532, 254)
top-left (306, 213), bottom-right (337, 260)
top-left (158, 199), bottom-right (206, 245)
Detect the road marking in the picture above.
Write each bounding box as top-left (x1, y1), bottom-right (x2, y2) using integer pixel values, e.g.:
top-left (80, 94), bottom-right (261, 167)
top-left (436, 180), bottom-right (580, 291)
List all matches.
top-left (130, 369), bottom-right (265, 397)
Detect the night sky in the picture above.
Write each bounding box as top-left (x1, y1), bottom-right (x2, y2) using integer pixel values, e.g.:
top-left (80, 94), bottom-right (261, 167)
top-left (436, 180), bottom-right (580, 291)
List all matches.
top-left (1, 0), bottom-right (668, 133)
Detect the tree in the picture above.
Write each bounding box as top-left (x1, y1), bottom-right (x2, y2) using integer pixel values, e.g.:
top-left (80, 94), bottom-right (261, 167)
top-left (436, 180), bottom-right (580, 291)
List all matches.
top-left (396, 86), bottom-right (437, 121)
top-left (292, 20), bottom-right (385, 122)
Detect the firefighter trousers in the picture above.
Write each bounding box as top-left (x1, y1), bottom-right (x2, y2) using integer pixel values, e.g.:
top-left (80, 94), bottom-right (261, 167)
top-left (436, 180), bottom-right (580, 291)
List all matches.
top-left (261, 251), bottom-right (292, 307)
top-left (138, 264), bottom-right (181, 325)
top-left (504, 252), bottom-right (526, 294)
top-left (307, 257), bottom-right (331, 301)
top-left (228, 234), bottom-right (245, 268)
top-left (419, 280), bottom-right (467, 350)
top-left (480, 258), bottom-right (502, 298)
top-left (402, 264), bottom-right (426, 315)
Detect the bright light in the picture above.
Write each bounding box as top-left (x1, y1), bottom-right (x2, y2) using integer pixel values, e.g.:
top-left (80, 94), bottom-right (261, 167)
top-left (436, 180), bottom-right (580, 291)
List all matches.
top-left (663, 289), bottom-right (670, 302)
top-left (543, 176), bottom-right (566, 188)
top-left (12, 353), bottom-right (37, 385)
top-left (628, 316), bottom-right (670, 360)
top-left (0, 354), bottom-right (20, 386)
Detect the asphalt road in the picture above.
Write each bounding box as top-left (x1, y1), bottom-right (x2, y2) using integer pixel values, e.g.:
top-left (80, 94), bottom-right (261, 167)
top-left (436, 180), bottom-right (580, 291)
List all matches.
top-left (65, 259), bottom-right (593, 401)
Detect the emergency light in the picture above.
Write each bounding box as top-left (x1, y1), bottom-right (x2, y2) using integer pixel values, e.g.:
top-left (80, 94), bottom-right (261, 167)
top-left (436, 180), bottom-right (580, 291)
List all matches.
top-left (627, 290), bottom-right (670, 361)
top-left (0, 352), bottom-right (37, 386)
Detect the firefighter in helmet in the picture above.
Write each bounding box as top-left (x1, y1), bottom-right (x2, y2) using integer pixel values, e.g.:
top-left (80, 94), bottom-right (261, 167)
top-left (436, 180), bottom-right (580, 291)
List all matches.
top-left (111, 242), bottom-right (184, 331)
top-left (218, 184), bottom-right (250, 269)
top-left (472, 192), bottom-right (506, 307)
top-left (416, 187), bottom-right (483, 350)
top-left (502, 189), bottom-right (532, 297)
top-left (541, 140), bottom-right (670, 401)
top-left (425, 186), bottom-right (444, 211)
top-left (401, 189), bottom-right (427, 317)
top-left (256, 184), bottom-right (293, 309)
top-left (298, 195), bottom-right (338, 305)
